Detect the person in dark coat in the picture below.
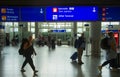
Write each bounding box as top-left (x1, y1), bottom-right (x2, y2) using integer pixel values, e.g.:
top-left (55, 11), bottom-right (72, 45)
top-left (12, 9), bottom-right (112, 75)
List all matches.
top-left (21, 36), bottom-right (38, 75)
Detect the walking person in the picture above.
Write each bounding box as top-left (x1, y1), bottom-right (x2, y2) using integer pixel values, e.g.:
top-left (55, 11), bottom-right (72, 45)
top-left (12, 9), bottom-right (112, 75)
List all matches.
top-left (98, 32), bottom-right (118, 73)
top-left (51, 37), bottom-right (56, 49)
top-left (48, 35), bottom-right (52, 49)
top-left (77, 33), bottom-right (85, 65)
top-left (20, 36), bottom-right (38, 74)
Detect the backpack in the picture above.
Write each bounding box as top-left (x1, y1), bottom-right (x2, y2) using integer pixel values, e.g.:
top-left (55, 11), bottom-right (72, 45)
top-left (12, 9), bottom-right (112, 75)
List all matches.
top-left (18, 48), bottom-right (25, 55)
top-left (100, 37), bottom-right (110, 50)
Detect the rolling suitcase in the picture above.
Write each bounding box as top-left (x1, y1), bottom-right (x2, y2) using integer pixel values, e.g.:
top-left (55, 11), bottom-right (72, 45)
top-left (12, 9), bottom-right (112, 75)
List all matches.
top-left (70, 52), bottom-right (78, 61)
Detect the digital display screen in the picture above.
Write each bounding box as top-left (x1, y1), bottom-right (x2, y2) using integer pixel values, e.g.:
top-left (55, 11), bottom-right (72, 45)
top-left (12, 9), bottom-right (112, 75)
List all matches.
top-left (46, 6), bottom-right (98, 21)
top-left (0, 7), bottom-right (19, 21)
top-left (99, 7), bottom-right (120, 21)
top-left (1, 6), bottom-right (120, 21)
top-left (20, 7), bottom-right (45, 21)
top-left (52, 29), bottom-right (66, 32)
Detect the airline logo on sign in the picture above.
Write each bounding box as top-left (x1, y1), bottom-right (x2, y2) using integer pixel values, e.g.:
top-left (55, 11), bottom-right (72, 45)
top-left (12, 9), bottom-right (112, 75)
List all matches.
top-left (53, 8), bottom-right (58, 12)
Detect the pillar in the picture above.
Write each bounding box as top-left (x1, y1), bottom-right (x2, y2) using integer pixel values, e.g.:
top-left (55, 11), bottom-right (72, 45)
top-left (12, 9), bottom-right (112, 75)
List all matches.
top-left (0, 22), bottom-right (5, 52)
top-left (35, 22), bottom-right (38, 38)
top-left (72, 22), bottom-right (77, 46)
top-left (18, 22), bottom-right (28, 41)
top-left (91, 21), bottom-right (101, 57)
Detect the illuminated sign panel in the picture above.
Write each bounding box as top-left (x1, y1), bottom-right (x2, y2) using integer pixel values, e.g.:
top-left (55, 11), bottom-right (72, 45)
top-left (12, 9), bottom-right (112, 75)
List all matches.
top-left (1, 6), bottom-right (120, 21)
top-left (52, 29), bottom-right (66, 32)
top-left (99, 7), bottom-right (120, 21)
top-left (21, 7), bottom-right (45, 21)
top-left (46, 6), bottom-right (98, 21)
top-left (0, 7), bottom-right (19, 21)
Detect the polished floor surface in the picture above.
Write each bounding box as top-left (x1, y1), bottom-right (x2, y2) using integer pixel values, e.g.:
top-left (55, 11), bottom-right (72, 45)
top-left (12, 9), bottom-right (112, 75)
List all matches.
top-left (0, 44), bottom-right (120, 77)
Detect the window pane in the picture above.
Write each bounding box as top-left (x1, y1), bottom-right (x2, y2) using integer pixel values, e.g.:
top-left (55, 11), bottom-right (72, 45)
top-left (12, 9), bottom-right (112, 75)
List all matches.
top-left (32, 34), bottom-right (35, 39)
top-left (110, 22), bottom-right (119, 25)
top-left (77, 22), bottom-right (82, 27)
top-left (40, 29), bottom-right (48, 32)
top-left (66, 29), bottom-right (71, 32)
top-left (14, 22), bottom-right (18, 27)
top-left (10, 28), bottom-right (13, 32)
top-left (31, 28), bottom-right (35, 33)
top-left (31, 22), bottom-right (35, 27)
top-left (14, 28), bottom-right (18, 32)
top-left (77, 28), bottom-right (83, 33)
top-left (101, 22), bottom-right (110, 26)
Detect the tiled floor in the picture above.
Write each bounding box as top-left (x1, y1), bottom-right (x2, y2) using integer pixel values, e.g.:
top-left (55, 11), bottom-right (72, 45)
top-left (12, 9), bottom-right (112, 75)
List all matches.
top-left (0, 44), bottom-right (120, 77)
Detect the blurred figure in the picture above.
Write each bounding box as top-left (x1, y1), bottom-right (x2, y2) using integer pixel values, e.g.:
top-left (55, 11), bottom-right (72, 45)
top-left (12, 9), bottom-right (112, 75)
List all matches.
top-left (77, 33), bottom-right (85, 65)
top-left (47, 35), bottom-right (52, 49)
top-left (51, 37), bottom-right (56, 49)
top-left (98, 32), bottom-right (118, 73)
top-left (15, 35), bottom-right (19, 44)
top-left (21, 36), bottom-right (38, 75)
top-left (5, 35), bottom-right (10, 46)
top-left (11, 36), bottom-right (16, 46)
top-left (11, 35), bottom-right (19, 46)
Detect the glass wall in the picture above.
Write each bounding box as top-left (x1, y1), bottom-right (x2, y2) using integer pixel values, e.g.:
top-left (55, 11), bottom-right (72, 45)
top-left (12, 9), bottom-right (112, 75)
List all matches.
top-left (28, 22), bottom-right (35, 39)
top-left (38, 22), bottom-right (73, 41)
top-left (4, 22), bottom-right (19, 41)
top-left (77, 22), bottom-right (90, 37)
top-left (2, 21), bottom-right (120, 45)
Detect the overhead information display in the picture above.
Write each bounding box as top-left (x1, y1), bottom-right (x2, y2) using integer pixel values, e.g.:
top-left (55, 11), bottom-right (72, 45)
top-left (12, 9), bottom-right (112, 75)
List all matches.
top-left (21, 7), bottom-right (45, 21)
top-left (0, 6), bottom-right (120, 21)
top-left (46, 6), bottom-right (98, 21)
top-left (0, 7), bottom-right (19, 21)
top-left (99, 7), bottom-right (120, 21)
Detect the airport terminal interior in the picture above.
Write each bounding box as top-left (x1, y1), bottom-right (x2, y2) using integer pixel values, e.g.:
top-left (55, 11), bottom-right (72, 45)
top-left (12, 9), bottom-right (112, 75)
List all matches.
top-left (0, 0), bottom-right (120, 77)
top-left (0, 21), bottom-right (120, 77)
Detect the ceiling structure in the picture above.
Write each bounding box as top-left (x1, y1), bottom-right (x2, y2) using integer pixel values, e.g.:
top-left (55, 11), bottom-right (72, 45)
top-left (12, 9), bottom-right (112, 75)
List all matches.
top-left (0, 0), bottom-right (119, 6)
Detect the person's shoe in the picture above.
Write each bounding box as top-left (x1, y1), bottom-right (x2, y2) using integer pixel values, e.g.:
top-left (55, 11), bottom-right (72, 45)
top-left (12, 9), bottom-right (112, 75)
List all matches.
top-left (98, 66), bottom-right (102, 73)
top-left (21, 69), bottom-right (26, 72)
top-left (78, 62), bottom-right (84, 65)
top-left (34, 70), bottom-right (38, 74)
top-left (110, 68), bottom-right (118, 72)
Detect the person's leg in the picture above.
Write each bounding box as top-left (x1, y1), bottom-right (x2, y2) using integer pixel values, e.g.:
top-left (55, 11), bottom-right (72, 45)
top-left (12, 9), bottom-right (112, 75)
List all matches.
top-left (109, 59), bottom-right (118, 71)
top-left (21, 58), bottom-right (28, 72)
top-left (109, 59), bottom-right (117, 68)
top-left (28, 57), bottom-right (38, 73)
top-left (101, 60), bottom-right (111, 66)
top-left (98, 60), bottom-right (111, 72)
top-left (78, 48), bottom-right (84, 64)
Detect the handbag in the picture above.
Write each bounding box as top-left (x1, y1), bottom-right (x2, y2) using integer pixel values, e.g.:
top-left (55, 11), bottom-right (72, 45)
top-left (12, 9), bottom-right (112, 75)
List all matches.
top-left (18, 48), bottom-right (24, 55)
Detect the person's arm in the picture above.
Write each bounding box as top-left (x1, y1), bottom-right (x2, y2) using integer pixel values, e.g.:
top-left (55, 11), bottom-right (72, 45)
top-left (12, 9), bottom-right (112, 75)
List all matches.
top-left (23, 42), bottom-right (31, 49)
top-left (110, 39), bottom-right (117, 51)
top-left (33, 49), bottom-right (37, 55)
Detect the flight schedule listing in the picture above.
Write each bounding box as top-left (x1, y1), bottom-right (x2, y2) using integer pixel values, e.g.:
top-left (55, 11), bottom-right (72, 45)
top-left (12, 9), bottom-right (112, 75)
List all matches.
top-left (99, 7), bottom-right (120, 21)
top-left (0, 7), bottom-right (19, 21)
top-left (0, 6), bottom-right (120, 21)
top-left (46, 6), bottom-right (98, 21)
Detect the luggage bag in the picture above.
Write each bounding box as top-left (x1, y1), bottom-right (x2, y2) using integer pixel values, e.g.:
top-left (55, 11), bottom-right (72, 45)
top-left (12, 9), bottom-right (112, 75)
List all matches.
top-left (70, 52), bottom-right (78, 61)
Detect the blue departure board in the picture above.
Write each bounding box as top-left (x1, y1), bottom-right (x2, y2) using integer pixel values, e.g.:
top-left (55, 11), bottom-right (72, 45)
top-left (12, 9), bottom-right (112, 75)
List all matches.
top-left (0, 7), bottom-right (19, 21)
top-left (99, 7), bottom-right (120, 21)
top-left (52, 29), bottom-right (66, 32)
top-left (1, 6), bottom-right (120, 21)
top-left (20, 7), bottom-right (45, 21)
top-left (46, 6), bottom-right (98, 21)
